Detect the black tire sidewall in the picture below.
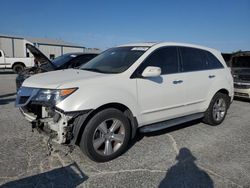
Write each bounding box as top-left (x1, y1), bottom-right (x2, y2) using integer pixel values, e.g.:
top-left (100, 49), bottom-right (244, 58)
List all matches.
top-left (80, 108), bottom-right (131, 162)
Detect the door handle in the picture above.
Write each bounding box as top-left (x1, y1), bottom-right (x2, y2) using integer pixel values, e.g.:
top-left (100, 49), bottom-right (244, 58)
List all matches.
top-left (209, 75), bottom-right (216, 79)
top-left (173, 80), bottom-right (183, 84)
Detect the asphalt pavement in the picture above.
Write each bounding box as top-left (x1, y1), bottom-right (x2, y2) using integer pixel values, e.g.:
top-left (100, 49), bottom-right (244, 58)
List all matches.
top-left (0, 71), bottom-right (250, 188)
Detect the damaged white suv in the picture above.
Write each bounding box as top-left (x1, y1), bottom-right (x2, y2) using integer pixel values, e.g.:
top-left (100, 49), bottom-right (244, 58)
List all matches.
top-left (16, 42), bottom-right (234, 162)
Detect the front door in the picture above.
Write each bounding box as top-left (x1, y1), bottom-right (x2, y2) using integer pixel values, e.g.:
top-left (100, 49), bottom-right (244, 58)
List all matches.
top-left (136, 47), bottom-right (188, 125)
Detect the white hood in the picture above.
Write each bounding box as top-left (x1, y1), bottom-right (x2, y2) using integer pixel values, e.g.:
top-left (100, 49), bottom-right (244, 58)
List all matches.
top-left (22, 69), bottom-right (109, 89)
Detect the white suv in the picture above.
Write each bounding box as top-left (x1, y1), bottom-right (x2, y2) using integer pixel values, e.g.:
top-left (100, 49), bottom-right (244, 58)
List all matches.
top-left (16, 42), bottom-right (234, 162)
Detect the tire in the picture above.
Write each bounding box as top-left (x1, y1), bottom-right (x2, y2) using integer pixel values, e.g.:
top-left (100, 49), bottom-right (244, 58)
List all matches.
top-left (13, 63), bottom-right (25, 74)
top-left (79, 108), bottom-right (131, 162)
top-left (203, 92), bottom-right (230, 126)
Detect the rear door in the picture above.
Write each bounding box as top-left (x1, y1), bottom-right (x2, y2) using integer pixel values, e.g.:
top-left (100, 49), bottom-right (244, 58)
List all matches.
top-left (178, 47), bottom-right (217, 113)
top-left (136, 47), bottom-right (189, 125)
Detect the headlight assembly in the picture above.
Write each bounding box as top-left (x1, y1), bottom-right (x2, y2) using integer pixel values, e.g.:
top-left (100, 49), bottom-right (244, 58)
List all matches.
top-left (32, 88), bottom-right (78, 105)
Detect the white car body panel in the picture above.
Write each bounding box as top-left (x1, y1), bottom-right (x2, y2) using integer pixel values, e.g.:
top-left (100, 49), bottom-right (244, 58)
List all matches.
top-left (56, 74), bottom-right (139, 119)
top-left (22, 69), bottom-right (108, 89)
top-left (137, 73), bottom-right (188, 125)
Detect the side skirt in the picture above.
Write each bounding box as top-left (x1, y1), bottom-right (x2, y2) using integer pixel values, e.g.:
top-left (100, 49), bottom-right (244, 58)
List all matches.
top-left (139, 113), bottom-right (204, 133)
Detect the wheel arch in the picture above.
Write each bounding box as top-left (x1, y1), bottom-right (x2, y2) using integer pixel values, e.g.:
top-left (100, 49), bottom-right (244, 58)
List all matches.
top-left (216, 88), bottom-right (231, 106)
top-left (217, 88), bottom-right (229, 95)
top-left (204, 88), bottom-right (231, 111)
top-left (74, 102), bottom-right (138, 145)
top-left (12, 62), bottom-right (26, 69)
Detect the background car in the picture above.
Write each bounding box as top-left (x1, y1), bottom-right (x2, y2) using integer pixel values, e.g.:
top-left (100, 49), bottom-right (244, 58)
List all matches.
top-left (222, 51), bottom-right (250, 99)
top-left (16, 44), bottom-right (99, 90)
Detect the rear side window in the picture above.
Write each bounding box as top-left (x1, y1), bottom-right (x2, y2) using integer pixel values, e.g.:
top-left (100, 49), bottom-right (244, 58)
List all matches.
top-left (180, 47), bottom-right (206, 72)
top-left (0, 51), bottom-right (2, 57)
top-left (204, 51), bottom-right (224, 69)
top-left (138, 47), bottom-right (179, 75)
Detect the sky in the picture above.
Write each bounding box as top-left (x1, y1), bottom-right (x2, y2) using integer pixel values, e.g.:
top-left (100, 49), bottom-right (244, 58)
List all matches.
top-left (0, 0), bottom-right (249, 52)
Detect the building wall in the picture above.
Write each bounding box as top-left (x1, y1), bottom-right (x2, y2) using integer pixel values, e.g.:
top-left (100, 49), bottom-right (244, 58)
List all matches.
top-left (84, 48), bottom-right (101, 53)
top-left (0, 37), bottom-right (13, 57)
top-left (0, 36), bottom-right (100, 60)
top-left (38, 44), bottom-right (62, 59)
top-left (0, 37), bottom-right (30, 58)
top-left (38, 45), bottom-right (100, 59)
top-left (13, 39), bottom-right (26, 57)
top-left (63, 46), bottom-right (84, 54)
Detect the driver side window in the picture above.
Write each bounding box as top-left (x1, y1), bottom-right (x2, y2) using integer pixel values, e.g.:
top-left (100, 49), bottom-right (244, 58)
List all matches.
top-left (138, 47), bottom-right (179, 75)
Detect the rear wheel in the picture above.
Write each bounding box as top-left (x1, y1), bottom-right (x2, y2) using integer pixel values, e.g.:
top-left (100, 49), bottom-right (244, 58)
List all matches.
top-left (13, 63), bottom-right (25, 74)
top-left (203, 92), bottom-right (230, 126)
top-left (80, 108), bottom-right (131, 162)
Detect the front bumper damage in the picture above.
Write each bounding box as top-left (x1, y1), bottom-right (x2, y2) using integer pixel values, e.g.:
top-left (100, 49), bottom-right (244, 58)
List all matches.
top-left (16, 87), bottom-right (91, 154)
top-left (19, 105), bottom-right (75, 144)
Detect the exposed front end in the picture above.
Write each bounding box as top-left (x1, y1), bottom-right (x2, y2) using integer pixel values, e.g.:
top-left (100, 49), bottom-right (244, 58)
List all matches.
top-left (15, 87), bottom-right (81, 144)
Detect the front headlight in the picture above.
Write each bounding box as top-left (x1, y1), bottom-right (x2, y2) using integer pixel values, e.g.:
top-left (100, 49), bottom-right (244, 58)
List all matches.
top-left (32, 88), bottom-right (78, 105)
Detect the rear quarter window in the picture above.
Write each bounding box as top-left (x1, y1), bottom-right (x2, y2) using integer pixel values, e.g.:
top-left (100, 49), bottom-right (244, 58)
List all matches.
top-left (204, 51), bottom-right (224, 69)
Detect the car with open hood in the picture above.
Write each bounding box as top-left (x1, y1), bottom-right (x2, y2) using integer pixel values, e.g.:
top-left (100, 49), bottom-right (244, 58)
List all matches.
top-left (223, 51), bottom-right (250, 99)
top-left (16, 44), bottom-right (99, 90)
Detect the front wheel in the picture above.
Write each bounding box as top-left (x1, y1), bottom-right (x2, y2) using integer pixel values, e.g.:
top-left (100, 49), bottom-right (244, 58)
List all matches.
top-left (203, 92), bottom-right (230, 126)
top-left (79, 108), bottom-right (131, 162)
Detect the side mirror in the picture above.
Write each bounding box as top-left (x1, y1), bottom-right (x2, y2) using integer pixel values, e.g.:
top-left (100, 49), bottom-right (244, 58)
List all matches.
top-left (142, 66), bottom-right (161, 78)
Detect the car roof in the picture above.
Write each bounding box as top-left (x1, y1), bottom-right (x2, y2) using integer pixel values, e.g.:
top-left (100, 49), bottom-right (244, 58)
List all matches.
top-left (119, 42), bottom-right (219, 53)
top-left (119, 42), bottom-right (158, 47)
top-left (63, 52), bottom-right (99, 56)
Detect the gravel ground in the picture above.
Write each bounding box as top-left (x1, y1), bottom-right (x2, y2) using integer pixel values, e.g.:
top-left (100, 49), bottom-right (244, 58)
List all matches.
top-left (0, 71), bottom-right (250, 188)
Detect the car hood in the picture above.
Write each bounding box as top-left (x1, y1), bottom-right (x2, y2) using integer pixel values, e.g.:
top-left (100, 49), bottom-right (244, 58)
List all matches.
top-left (26, 43), bottom-right (55, 68)
top-left (22, 69), bottom-right (110, 89)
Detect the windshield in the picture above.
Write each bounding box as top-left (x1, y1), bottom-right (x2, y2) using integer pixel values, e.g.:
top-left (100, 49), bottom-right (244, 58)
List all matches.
top-left (52, 54), bottom-right (78, 67)
top-left (80, 47), bottom-right (148, 73)
top-left (232, 56), bottom-right (250, 68)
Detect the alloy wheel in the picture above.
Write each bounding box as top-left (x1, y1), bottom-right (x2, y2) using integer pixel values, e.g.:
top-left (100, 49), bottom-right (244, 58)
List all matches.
top-left (92, 118), bottom-right (125, 156)
top-left (212, 98), bottom-right (226, 122)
